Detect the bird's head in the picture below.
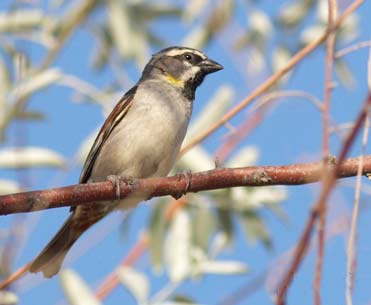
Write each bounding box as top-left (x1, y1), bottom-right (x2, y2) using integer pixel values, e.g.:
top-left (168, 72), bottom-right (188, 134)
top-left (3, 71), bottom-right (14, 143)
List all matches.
top-left (141, 46), bottom-right (223, 99)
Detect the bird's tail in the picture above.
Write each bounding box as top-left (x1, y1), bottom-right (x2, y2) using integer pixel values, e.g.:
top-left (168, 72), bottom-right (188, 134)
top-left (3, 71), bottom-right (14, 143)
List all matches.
top-left (29, 215), bottom-right (85, 278)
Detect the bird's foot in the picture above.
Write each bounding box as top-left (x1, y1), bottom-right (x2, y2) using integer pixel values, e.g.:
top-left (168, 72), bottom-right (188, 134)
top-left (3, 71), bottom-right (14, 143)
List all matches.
top-left (107, 175), bottom-right (122, 200)
top-left (173, 170), bottom-right (192, 200)
top-left (107, 175), bottom-right (136, 200)
top-left (214, 157), bottom-right (223, 168)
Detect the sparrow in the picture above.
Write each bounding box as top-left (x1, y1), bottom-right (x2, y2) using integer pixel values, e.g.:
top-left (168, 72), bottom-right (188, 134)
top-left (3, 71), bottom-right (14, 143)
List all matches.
top-left (29, 46), bottom-right (223, 278)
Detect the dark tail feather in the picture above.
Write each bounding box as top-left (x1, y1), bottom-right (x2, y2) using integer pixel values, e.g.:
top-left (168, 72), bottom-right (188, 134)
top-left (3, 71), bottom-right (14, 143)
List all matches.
top-left (29, 215), bottom-right (83, 278)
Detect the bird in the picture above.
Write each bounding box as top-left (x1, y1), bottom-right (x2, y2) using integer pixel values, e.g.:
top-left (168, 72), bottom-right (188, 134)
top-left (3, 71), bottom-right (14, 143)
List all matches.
top-left (29, 46), bottom-right (223, 278)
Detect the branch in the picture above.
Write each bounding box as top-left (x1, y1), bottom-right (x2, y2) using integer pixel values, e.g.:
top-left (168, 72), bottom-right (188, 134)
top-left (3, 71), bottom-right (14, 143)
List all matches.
top-left (1, 156), bottom-right (371, 215)
top-left (179, 0), bottom-right (365, 156)
top-left (276, 90), bottom-right (371, 305)
top-left (37, 0), bottom-right (98, 71)
top-left (315, 1), bottom-right (337, 304)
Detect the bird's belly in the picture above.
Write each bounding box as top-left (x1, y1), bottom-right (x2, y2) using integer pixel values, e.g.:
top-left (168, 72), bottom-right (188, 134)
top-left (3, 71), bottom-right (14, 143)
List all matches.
top-left (90, 106), bottom-right (187, 182)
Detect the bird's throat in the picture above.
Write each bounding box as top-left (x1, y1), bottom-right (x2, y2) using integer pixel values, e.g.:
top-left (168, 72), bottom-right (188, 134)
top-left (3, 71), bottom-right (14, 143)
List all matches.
top-left (164, 72), bottom-right (184, 87)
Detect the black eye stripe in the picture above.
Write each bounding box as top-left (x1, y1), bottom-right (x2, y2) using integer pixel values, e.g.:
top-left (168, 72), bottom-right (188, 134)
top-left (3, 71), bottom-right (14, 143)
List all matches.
top-left (174, 53), bottom-right (203, 64)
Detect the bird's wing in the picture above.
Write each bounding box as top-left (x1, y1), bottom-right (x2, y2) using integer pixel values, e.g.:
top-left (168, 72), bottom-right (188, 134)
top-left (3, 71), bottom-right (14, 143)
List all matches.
top-left (79, 86), bottom-right (138, 184)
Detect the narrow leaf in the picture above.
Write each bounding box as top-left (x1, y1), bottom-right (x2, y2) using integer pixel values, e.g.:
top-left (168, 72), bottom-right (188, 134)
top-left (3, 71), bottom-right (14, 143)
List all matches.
top-left (165, 210), bottom-right (191, 282)
top-left (107, 0), bottom-right (133, 58)
top-left (148, 200), bottom-right (167, 271)
top-left (60, 269), bottom-right (102, 305)
top-left (11, 68), bottom-right (61, 100)
top-left (0, 179), bottom-right (20, 195)
top-left (191, 203), bottom-right (214, 252)
top-left (226, 146), bottom-right (259, 168)
top-left (0, 10), bottom-right (45, 33)
top-left (199, 260), bottom-right (249, 275)
top-left (216, 206), bottom-right (234, 243)
top-left (0, 146), bottom-right (65, 169)
top-left (176, 145), bottom-right (214, 172)
top-left (0, 291), bottom-right (18, 305)
top-left (240, 211), bottom-right (271, 248)
top-left (116, 266), bottom-right (149, 305)
top-left (185, 85), bottom-right (234, 142)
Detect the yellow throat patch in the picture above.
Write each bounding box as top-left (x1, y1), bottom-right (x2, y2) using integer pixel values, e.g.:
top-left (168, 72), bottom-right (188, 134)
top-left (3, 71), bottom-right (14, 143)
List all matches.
top-left (164, 73), bottom-right (184, 87)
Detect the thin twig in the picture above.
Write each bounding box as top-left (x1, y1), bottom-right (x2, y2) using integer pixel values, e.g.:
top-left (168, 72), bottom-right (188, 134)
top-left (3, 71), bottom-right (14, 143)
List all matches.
top-left (314, 1), bottom-right (337, 304)
top-left (37, 0), bottom-right (98, 71)
top-left (215, 90), bottom-right (325, 162)
top-left (276, 91), bottom-right (371, 305)
top-left (220, 209), bottom-right (352, 305)
top-left (0, 262), bottom-right (31, 290)
top-left (179, 0), bottom-right (365, 157)
top-left (2, 156), bottom-right (371, 216)
top-left (2, 155), bottom-right (371, 290)
top-left (94, 197), bottom-right (187, 300)
top-left (346, 113), bottom-right (369, 305)
top-left (335, 40), bottom-right (371, 58)
top-left (322, 0), bottom-right (337, 156)
top-left (94, 233), bottom-right (148, 300)
top-left (345, 43), bottom-right (371, 305)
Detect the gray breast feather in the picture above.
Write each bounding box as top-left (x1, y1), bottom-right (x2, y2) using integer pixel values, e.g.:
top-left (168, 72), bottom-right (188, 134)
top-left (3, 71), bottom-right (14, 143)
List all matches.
top-left (90, 80), bottom-right (191, 182)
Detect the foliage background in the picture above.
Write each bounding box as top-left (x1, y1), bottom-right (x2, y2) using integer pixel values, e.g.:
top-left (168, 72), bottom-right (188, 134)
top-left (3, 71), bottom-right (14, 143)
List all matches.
top-left (1, 0), bottom-right (371, 305)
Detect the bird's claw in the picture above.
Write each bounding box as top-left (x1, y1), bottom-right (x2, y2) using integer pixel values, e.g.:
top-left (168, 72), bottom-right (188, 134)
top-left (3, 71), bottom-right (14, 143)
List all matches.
top-left (107, 175), bottom-right (137, 201)
top-left (107, 175), bottom-right (122, 200)
top-left (214, 157), bottom-right (222, 168)
top-left (173, 170), bottom-right (192, 200)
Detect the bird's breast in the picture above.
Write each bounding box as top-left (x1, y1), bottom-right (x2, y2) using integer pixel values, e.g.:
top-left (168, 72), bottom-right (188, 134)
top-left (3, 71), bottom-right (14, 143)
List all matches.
top-left (90, 81), bottom-right (191, 182)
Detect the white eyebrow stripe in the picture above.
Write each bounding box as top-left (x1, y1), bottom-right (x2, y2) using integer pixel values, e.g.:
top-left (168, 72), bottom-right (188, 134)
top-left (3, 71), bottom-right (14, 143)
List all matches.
top-left (164, 48), bottom-right (206, 59)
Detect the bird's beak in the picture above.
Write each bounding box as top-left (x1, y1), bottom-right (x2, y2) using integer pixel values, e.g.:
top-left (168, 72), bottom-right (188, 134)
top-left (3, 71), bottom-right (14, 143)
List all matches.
top-left (199, 58), bottom-right (223, 74)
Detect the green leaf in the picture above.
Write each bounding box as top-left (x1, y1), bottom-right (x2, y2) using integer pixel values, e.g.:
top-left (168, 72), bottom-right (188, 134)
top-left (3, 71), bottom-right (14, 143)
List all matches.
top-left (249, 10), bottom-right (273, 40)
top-left (0, 10), bottom-right (46, 33)
top-left (148, 200), bottom-right (167, 272)
top-left (172, 295), bottom-right (197, 304)
top-left (131, 3), bottom-right (181, 20)
top-left (199, 260), bottom-right (249, 275)
top-left (14, 111), bottom-right (45, 121)
top-left (106, 0), bottom-right (136, 59)
top-left (277, 1), bottom-right (309, 28)
top-left (335, 59), bottom-right (355, 88)
top-left (226, 146), bottom-right (259, 168)
top-left (191, 202), bottom-right (214, 252)
top-left (116, 266), bottom-right (149, 305)
top-left (165, 210), bottom-right (192, 282)
top-left (181, 26), bottom-right (209, 50)
top-left (240, 211), bottom-right (271, 248)
top-left (176, 145), bottom-right (215, 172)
top-left (182, 0), bottom-right (208, 22)
top-left (205, 0), bottom-right (234, 35)
top-left (0, 179), bottom-right (20, 195)
top-left (76, 128), bottom-right (99, 165)
top-left (11, 68), bottom-right (61, 101)
top-left (0, 146), bottom-right (65, 169)
top-left (0, 291), bottom-right (18, 305)
top-left (60, 269), bottom-right (102, 305)
top-left (216, 206), bottom-right (234, 243)
top-left (0, 55), bottom-right (11, 94)
top-left (185, 85), bottom-right (234, 143)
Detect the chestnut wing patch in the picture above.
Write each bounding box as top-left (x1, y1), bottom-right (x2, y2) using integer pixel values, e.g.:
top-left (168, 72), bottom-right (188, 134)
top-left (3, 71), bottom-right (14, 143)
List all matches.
top-left (79, 86), bottom-right (137, 184)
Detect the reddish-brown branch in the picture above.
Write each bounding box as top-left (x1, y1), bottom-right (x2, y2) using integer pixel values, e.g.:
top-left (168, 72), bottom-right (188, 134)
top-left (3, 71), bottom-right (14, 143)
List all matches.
top-left (1, 156), bottom-right (371, 215)
top-left (215, 108), bottom-right (266, 163)
top-left (95, 197), bottom-right (188, 299)
top-left (315, 1), bottom-right (337, 304)
top-left (95, 233), bottom-right (149, 300)
top-left (276, 91), bottom-right (371, 305)
top-left (0, 262), bottom-right (31, 290)
top-left (179, 0), bottom-right (365, 157)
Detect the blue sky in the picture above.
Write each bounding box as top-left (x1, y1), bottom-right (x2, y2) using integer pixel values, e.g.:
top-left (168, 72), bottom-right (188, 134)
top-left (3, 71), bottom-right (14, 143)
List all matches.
top-left (1, 1), bottom-right (371, 305)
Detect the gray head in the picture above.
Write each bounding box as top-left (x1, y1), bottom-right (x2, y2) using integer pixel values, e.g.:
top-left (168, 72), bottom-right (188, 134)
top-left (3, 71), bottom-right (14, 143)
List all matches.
top-left (140, 46), bottom-right (223, 100)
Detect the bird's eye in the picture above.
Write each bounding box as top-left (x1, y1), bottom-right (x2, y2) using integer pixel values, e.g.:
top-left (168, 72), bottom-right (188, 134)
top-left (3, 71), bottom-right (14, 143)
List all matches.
top-left (184, 53), bottom-right (193, 61)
